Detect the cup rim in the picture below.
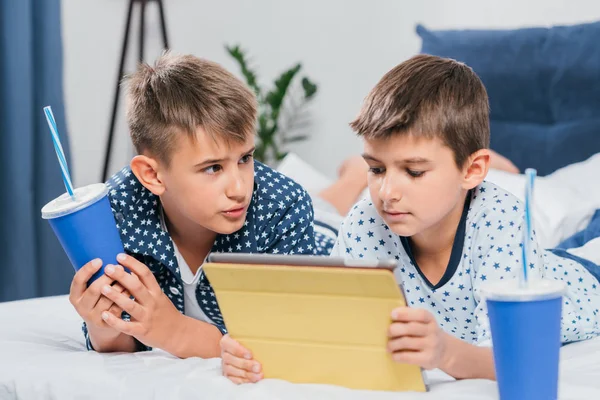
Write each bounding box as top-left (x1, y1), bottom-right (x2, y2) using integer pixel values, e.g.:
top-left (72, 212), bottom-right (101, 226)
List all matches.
top-left (480, 279), bottom-right (566, 302)
top-left (41, 183), bottom-right (109, 219)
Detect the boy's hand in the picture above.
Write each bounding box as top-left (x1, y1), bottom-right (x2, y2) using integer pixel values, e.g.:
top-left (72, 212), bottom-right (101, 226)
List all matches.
top-left (99, 254), bottom-right (184, 350)
top-left (69, 258), bottom-right (128, 337)
top-left (387, 307), bottom-right (450, 370)
top-left (220, 334), bottom-right (263, 384)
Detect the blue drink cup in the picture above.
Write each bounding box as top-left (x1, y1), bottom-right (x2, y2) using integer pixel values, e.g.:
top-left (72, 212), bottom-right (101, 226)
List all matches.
top-left (482, 280), bottom-right (565, 400)
top-left (41, 183), bottom-right (124, 285)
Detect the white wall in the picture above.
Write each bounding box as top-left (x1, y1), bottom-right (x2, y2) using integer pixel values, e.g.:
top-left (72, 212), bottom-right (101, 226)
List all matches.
top-left (62, 0), bottom-right (600, 186)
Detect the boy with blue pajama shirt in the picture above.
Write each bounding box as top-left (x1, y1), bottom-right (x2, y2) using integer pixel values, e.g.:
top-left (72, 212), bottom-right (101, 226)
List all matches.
top-left (330, 55), bottom-right (600, 380)
top-left (67, 53), bottom-right (334, 363)
top-left (221, 54), bottom-right (600, 384)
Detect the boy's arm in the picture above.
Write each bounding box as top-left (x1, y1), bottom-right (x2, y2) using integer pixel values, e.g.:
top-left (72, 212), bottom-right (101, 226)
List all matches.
top-left (98, 255), bottom-right (223, 358)
top-left (440, 334), bottom-right (496, 380)
top-left (96, 305), bottom-right (223, 358)
top-left (162, 317), bottom-right (223, 359)
top-left (85, 322), bottom-right (137, 353)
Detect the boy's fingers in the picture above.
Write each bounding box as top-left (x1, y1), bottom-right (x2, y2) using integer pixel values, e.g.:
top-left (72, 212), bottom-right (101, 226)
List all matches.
top-left (223, 364), bottom-right (262, 384)
top-left (391, 307), bottom-right (433, 323)
top-left (107, 286), bottom-right (129, 317)
top-left (221, 335), bottom-right (252, 359)
top-left (391, 350), bottom-right (424, 366)
top-left (107, 303), bottom-right (123, 317)
top-left (92, 299), bottom-right (121, 328)
top-left (70, 259), bottom-right (103, 301)
top-left (101, 310), bottom-right (141, 336)
top-left (387, 336), bottom-right (426, 353)
top-left (77, 274), bottom-right (114, 311)
top-left (222, 351), bottom-right (261, 374)
top-left (104, 264), bottom-right (151, 305)
top-left (94, 295), bottom-right (116, 316)
top-left (228, 376), bottom-right (251, 385)
top-left (388, 321), bottom-right (429, 338)
top-left (223, 364), bottom-right (249, 379)
top-left (94, 283), bottom-right (127, 317)
top-left (101, 284), bottom-right (145, 321)
top-left (115, 254), bottom-right (161, 293)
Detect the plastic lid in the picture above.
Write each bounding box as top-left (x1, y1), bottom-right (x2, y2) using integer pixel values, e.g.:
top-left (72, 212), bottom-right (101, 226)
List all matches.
top-left (480, 279), bottom-right (566, 302)
top-left (41, 183), bottom-right (109, 219)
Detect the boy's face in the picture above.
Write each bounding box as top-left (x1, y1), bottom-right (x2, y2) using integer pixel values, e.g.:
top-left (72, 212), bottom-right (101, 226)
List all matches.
top-left (158, 129), bottom-right (256, 235)
top-left (362, 134), bottom-right (472, 238)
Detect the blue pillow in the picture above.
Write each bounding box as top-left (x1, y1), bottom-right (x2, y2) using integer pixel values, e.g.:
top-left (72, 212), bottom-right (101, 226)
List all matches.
top-left (416, 24), bottom-right (552, 125)
top-left (556, 209), bottom-right (600, 250)
top-left (491, 119), bottom-right (600, 176)
top-left (542, 21), bottom-right (600, 121)
top-left (416, 22), bottom-right (600, 176)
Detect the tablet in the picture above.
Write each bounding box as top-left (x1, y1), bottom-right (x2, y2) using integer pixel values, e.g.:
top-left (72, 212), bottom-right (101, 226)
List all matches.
top-left (203, 253), bottom-right (427, 392)
top-left (207, 253), bottom-right (398, 270)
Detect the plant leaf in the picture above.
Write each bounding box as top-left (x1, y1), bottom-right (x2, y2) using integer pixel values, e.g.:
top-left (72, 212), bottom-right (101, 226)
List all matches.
top-left (282, 134), bottom-right (309, 144)
top-left (276, 151), bottom-right (288, 161)
top-left (266, 64), bottom-right (302, 122)
top-left (226, 45), bottom-right (319, 165)
top-left (225, 44), bottom-right (261, 97)
top-left (301, 77), bottom-right (317, 99)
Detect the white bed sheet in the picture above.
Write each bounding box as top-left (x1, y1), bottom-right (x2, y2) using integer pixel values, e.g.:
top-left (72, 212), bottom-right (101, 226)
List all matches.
top-left (1, 295), bottom-right (599, 400)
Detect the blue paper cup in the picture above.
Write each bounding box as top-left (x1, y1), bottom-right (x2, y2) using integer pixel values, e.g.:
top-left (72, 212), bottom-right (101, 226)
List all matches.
top-left (41, 183), bottom-right (125, 285)
top-left (482, 279), bottom-right (565, 400)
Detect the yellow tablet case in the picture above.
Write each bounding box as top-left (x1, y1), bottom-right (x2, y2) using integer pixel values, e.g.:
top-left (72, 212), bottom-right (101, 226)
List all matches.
top-left (203, 262), bottom-right (427, 392)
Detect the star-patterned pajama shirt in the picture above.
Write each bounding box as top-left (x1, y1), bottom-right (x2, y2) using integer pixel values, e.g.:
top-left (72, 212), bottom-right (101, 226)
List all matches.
top-left (83, 161), bottom-right (336, 351)
top-left (331, 181), bottom-right (600, 346)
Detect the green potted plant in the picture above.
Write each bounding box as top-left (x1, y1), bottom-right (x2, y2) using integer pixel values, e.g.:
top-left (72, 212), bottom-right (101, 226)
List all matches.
top-left (226, 45), bottom-right (318, 165)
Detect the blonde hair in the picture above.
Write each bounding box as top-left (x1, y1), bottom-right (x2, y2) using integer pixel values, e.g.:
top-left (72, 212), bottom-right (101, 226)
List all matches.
top-left (126, 52), bottom-right (257, 165)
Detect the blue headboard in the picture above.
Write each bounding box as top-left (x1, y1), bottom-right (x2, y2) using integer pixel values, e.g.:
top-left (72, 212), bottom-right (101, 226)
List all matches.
top-left (417, 21), bottom-right (600, 176)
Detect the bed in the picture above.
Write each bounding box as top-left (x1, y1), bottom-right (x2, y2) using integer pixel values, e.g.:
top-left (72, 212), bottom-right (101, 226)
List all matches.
top-left (1, 295), bottom-right (600, 399)
top-left (1, 152), bottom-right (600, 399)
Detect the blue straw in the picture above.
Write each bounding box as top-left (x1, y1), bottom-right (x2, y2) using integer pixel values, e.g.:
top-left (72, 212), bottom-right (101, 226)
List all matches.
top-left (521, 168), bottom-right (537, 286)
top-left (43, 106), bottom-right (75, 198)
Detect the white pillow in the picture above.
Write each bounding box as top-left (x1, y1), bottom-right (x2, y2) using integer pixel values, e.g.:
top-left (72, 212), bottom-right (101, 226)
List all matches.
top-left (567, 237), bottom-right (600, 265)
top-left (276, 153), bottom-right (333, 198)
top-left (544, 152), bottom-right (600, 210)
top-left (485, 166), bottom-right (596, 249)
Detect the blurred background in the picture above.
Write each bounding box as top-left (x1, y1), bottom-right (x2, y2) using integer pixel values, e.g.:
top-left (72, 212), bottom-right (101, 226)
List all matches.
top-left (63, 0), bottom-right (600, 185)
top-left (2, 0), bottom-right (600, 302)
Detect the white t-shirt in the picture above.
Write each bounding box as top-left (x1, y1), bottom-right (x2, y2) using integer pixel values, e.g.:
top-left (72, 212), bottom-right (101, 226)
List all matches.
top-left (171, 241), bottom-right (214, 325)
top-left (159, 207), bottom-right (213, 325)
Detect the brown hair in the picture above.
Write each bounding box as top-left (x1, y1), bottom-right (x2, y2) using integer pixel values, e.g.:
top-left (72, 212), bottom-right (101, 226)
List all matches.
top-left (350, 54), bottom-right (490, 167)
top-left (126, 52), bottom-right (257, 165)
